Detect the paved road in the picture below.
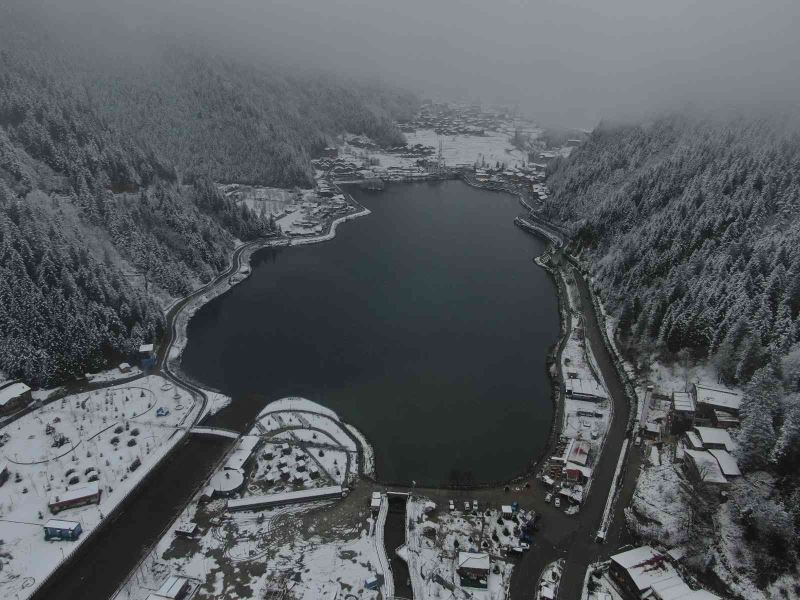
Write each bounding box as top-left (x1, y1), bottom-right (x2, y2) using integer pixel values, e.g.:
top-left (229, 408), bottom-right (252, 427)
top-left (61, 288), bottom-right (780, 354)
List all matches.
top-left (554, 259), bottom-right (633, 599)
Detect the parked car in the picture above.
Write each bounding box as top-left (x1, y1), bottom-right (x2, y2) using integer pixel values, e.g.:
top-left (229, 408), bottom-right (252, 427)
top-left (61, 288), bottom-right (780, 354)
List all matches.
top-left (464, 501), bottom-right (470, 511)
top-left (472, 500), bottom-right (478, 511)
top-left (519, 542), bottom-right (530, 551)
top-left (634, 436), bottom-right (642, 447)
top-left (554, 497), bottom-right (561, 508)
top-left (449, 500), bottom-right (455, 511)
top-left (544, 493), bottom-right (552, 503)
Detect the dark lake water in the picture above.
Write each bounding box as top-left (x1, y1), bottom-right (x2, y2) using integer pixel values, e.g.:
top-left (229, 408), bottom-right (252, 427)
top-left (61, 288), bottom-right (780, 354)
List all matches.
top-left (182, 180), bottom-right (559, 485)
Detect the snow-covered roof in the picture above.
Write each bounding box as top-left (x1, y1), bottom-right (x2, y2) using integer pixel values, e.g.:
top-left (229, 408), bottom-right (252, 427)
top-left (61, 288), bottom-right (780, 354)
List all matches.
top-left (0, 382), bottom-right (30, 406)
top-left (210, 468), bottom-right (244, 493)
top-left (684, 450), bottom-right (728, 484)
top-left (693, 384), bottom-right (741, 412)
top-left (651, 576), bottom-right (694, 599)
top-left (684, 431), bottom-right (703, 450)
top-left (227, 485), bottom-right (343, 510)
top-left (693, 427), bottom-right (735, 451)
top-left (652, 576), bottom-right (721, 600)
top-left (457, 551), bottom-right (490, 571)
top-left (565, 378), bottom-right (608, 399)
top-left (644, 422), bottom-right (662, 434)
top-left (564, 463), bottom-right (592, 478)
top-left (138, 343), bottom-right (154, 353)
top-left (708, 449), bottom-right (741, 477)
top-left (610, 546), bottom-right (679, 592)
top-left (49, 482), bottom-right (100, 505)
top-left (157, 575), bottom-right (189, 598)
top-left (565, 439), bottom-right (591, 466)
top-left (44, 519), bottom-right (81, 531)
top-left (559, 485), bottom-right (584, 503)
top-left (672, 392), bottom-right (695, 413)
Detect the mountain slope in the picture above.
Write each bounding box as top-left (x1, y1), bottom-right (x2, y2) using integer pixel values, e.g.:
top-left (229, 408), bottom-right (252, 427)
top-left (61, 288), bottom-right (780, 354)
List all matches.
top-left (543, 113), bottom-right (800, 383)
top-left (0, 4), bottom-right (417, 386)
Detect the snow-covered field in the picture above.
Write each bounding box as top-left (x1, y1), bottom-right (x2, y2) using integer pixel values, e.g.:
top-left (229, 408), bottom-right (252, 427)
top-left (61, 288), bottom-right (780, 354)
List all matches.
top-left (341, 128), bottom-right (530, 171)
top-left (0, 376), bottom-right (199, 600)
top-left (403, 497), bottom-right (521, 600)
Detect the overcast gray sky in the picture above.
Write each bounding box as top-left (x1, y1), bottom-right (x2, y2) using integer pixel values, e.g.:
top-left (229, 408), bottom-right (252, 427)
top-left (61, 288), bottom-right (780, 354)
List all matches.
top-left (33, 0), bottom-right (800, 127)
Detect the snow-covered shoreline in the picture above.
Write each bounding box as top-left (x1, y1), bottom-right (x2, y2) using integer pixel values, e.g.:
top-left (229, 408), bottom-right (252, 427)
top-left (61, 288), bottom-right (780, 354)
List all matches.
top-left (166, 201), bottom-right (371, 380)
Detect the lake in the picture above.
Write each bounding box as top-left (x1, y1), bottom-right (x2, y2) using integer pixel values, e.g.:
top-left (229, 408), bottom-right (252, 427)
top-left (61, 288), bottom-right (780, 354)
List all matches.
top-left (182, 180), bottom-right (560, 485)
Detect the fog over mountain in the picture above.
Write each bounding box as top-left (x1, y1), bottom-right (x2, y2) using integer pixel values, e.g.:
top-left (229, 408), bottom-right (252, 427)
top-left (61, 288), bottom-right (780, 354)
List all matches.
top-left (22, 0), bottom-right (800, 128)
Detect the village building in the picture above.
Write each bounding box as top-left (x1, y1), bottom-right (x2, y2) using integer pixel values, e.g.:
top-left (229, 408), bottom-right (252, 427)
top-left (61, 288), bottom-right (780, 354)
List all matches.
top-left (565, 378), bottom-right (608, 402)
top-left (0, 380), bottom-right (32, 416)
top-left (564, 438), bottom-right (592, 466)
top-left (48, 482), bottom-right (101, 514)
top-left (711, 410), bottom-right (739, 429)
top-left (138, 343), bottom-right (156, 370)
top-left (43, 519), bottom-right (82, 541)
top-left (227, 485), bottom-right (345, 511)
top-left (456, 551), bottom-right (490, 589)
top-left (691, 384), bottom-right (741, 417)
top-left (670, 391), bottom-right (696, 433)
top-left (683, 450), bottom-right (730, 487)
top-left (609, 546), bottom-right (681, 599)
top-left (687, 427), bottom-right (735, 452)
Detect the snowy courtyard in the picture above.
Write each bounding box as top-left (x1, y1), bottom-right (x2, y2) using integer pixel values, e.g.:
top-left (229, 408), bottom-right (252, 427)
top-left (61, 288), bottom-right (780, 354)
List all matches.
top-left (0, 376), bottom-right (199, 600)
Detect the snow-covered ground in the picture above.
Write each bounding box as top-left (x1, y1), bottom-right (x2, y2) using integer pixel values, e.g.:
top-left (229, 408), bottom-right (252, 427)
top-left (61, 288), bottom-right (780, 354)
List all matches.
top-left (624, 448), bottom-right (690, 546)
top-left (341, 128), bottom-right (531, 171)
top-left (111, 398), bottom-right (381, 600)
top-left (403, 496), bottom-right (520, 600)
top-left (0, 376), bottom-right (199, 600)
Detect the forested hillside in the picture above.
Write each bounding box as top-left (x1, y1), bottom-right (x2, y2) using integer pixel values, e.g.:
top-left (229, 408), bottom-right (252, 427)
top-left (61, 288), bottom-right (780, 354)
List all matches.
top-left (544, 114), bottom-right (800, 577)
top-left (544, 113), bottom-right (800, 383)
top-left (0, 4), bottom-right (417, 386)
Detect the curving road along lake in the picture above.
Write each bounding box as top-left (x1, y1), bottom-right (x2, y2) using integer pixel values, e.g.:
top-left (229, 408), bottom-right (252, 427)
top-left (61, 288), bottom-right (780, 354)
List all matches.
top-left (182, 180), bottom-right (560, 485)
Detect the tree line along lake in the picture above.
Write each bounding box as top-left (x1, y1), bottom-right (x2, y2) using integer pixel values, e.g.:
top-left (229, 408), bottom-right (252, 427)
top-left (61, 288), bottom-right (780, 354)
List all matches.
top-left (182, 180), bottom-right (560, 485)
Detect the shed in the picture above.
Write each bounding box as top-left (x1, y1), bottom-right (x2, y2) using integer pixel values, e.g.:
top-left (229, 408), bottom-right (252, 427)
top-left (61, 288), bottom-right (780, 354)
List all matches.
top-left (43, 519), bottom-right (82, 541)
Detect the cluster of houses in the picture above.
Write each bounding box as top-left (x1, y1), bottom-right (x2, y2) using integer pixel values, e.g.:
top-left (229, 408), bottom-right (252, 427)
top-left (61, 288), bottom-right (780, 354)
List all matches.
top-left (472, 163), bottom-right (550, 201)
top-left (639, 383), bottom-right (743, 488)
top-left (404, 101), bottom-right (522, 137)
top-left (607, 545), bottom-right (720, 599)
